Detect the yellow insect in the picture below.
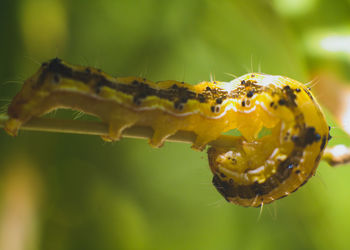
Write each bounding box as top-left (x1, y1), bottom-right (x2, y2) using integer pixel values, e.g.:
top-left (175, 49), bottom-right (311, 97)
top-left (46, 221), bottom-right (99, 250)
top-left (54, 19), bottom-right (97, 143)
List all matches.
top-left (4, 58), bottom-right (330, 207)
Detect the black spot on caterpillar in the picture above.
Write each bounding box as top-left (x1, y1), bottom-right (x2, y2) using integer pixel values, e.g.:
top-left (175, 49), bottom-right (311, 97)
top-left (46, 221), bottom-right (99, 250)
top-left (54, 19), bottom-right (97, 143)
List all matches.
top-left (4, 58), bottom-right (330, 207)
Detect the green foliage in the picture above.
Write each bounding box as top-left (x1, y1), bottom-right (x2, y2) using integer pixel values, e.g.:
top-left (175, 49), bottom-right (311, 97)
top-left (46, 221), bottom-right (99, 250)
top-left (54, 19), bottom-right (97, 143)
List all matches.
top-left (1, 0), bottom-right (350, 249)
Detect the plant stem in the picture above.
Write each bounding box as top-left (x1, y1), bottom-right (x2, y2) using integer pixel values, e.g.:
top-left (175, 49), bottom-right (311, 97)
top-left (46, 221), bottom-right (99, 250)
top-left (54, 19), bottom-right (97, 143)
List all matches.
top-left (0, 113), bottom-right (238, 148)
top-left (1, 113), bottom-right (349, 166)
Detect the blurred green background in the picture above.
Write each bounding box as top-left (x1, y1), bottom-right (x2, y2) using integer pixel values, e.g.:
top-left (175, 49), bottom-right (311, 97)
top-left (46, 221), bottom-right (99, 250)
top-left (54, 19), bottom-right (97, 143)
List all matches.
top-left (1, 0), bottom-right (350, 249)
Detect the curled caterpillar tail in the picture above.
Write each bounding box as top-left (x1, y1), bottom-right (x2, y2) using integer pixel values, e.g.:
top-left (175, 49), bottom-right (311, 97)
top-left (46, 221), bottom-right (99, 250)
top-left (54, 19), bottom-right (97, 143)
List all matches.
top-left (4, 58), bottom-right (330, 207)
top-left (207, 75), bottom-right (330, 207)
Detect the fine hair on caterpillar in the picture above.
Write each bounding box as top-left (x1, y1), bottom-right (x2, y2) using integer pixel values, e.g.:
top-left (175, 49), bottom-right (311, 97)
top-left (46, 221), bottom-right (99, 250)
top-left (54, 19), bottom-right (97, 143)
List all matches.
top-left (4, 58), bottom-right (331, 207)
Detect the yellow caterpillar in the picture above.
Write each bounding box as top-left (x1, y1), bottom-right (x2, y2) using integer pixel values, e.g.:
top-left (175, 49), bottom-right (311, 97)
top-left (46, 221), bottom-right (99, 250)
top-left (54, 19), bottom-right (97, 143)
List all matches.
top-left (4, 58), bottom-right (330, 207)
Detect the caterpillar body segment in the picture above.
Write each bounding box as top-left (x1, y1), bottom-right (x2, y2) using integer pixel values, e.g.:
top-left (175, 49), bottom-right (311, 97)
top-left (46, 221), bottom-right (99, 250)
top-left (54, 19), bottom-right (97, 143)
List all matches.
top-left (4, 58), bottom-right (330, 207)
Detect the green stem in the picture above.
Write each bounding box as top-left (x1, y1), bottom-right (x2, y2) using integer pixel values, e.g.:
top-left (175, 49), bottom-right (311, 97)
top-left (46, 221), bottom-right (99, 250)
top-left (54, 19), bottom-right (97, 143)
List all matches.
top-left (2, 113), bottom-right (347, 166)
top-left (0, 113), bottom-right (239, 148)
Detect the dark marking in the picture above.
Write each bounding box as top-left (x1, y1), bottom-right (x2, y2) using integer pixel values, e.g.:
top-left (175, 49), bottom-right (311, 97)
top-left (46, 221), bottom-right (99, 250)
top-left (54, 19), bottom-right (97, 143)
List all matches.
top-left (275, 159), bottom-right (294, 182)
top-left (211, 106), bottom-right (215, 112)
top-left (315, 154), bottom-right (322, 165)
top-left (212, 153), bottom-right (299, 201)
top-left (216, 98), bottom-right (223, 104)
top-left (315, 133), bottom-right (321, 141)
top-left (50, 57), bottom-right (62, 65)
top-left (320, 136), bottom-right (327, 151)
top-left (133, 96), bottom-right (142, 106)
top-left (53, 74), bottom-right (60, 84)
top-left (212, 175), bottom-right (237, 198)
top-left (278, 99), bottom-right (287, 105)
top-left (198, 94), bottom-right (206, 103)
top-left (220, 173), bottom-right (227, 178)
top-left (328, 126), bottom-right (332, 141)
top-left (241, 100), bottom-right (245, 107)
top-left (295, 88), bottom-right (301, 92)
top-left (304, 127), bottom-right (319, 145)
top-left (246, 90), bottom-right (254, 98)
top-left (241, 80), bottom-right (246, 85)
top-left (283, 85), bottom-right (298, 107)
top-left (303, 88), bottom-right (315, 102)
top-left (180, 96), bottom-right (188, 103)
top-left (291, 135), bottom-right (299, 143)
top-left (48, 58), bottom-right (72, 78)
top-left (174, 101), bottom-right (184, 111)
top-left (237, 185), bottom-right (255, 199)
top-left (40, 58), bottom-right (211, 104)
top-left (292, 127), bottom-right (323, 147)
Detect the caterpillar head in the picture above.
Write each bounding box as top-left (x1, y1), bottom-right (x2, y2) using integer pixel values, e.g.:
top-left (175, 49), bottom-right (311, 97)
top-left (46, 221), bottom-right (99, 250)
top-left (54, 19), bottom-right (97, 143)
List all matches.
top-left (5, 58), bottom-right (65, 136)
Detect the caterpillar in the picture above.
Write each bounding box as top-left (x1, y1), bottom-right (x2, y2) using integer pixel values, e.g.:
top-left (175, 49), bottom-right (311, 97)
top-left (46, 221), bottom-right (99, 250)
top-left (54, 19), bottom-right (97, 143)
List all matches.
top-left (4, 58), bottom-right (330, 207)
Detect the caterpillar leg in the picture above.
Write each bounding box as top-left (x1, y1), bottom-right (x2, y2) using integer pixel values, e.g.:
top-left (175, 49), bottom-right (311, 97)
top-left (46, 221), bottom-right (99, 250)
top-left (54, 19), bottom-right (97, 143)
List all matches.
top-left (4, 118), bottom-right (22, 136)
top-left (149, 127), bottom-right (178, 148)
top-left (149, 116), bottom-right (182, 148)
top-left (192, 135), bottom-right (216, 151)
top-left (101, 119), bottom-right (137, 142)
top-left (192, 125), bottom-right (227, 151)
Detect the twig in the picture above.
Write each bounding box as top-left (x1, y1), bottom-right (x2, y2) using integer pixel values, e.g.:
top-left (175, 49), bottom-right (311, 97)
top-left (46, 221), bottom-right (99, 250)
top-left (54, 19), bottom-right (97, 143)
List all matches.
top-left (2, 113), bottom-right (350, 165)
top-left (322, 144), bottom-right (350, 166)
top-left (0, 114), bottom-right (239, 148)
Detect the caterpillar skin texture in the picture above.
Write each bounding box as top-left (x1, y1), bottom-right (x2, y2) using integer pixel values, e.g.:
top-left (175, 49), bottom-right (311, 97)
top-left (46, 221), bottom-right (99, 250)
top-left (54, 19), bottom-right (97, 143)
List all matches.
top-left (5, 58), bottom-right (330, 207)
